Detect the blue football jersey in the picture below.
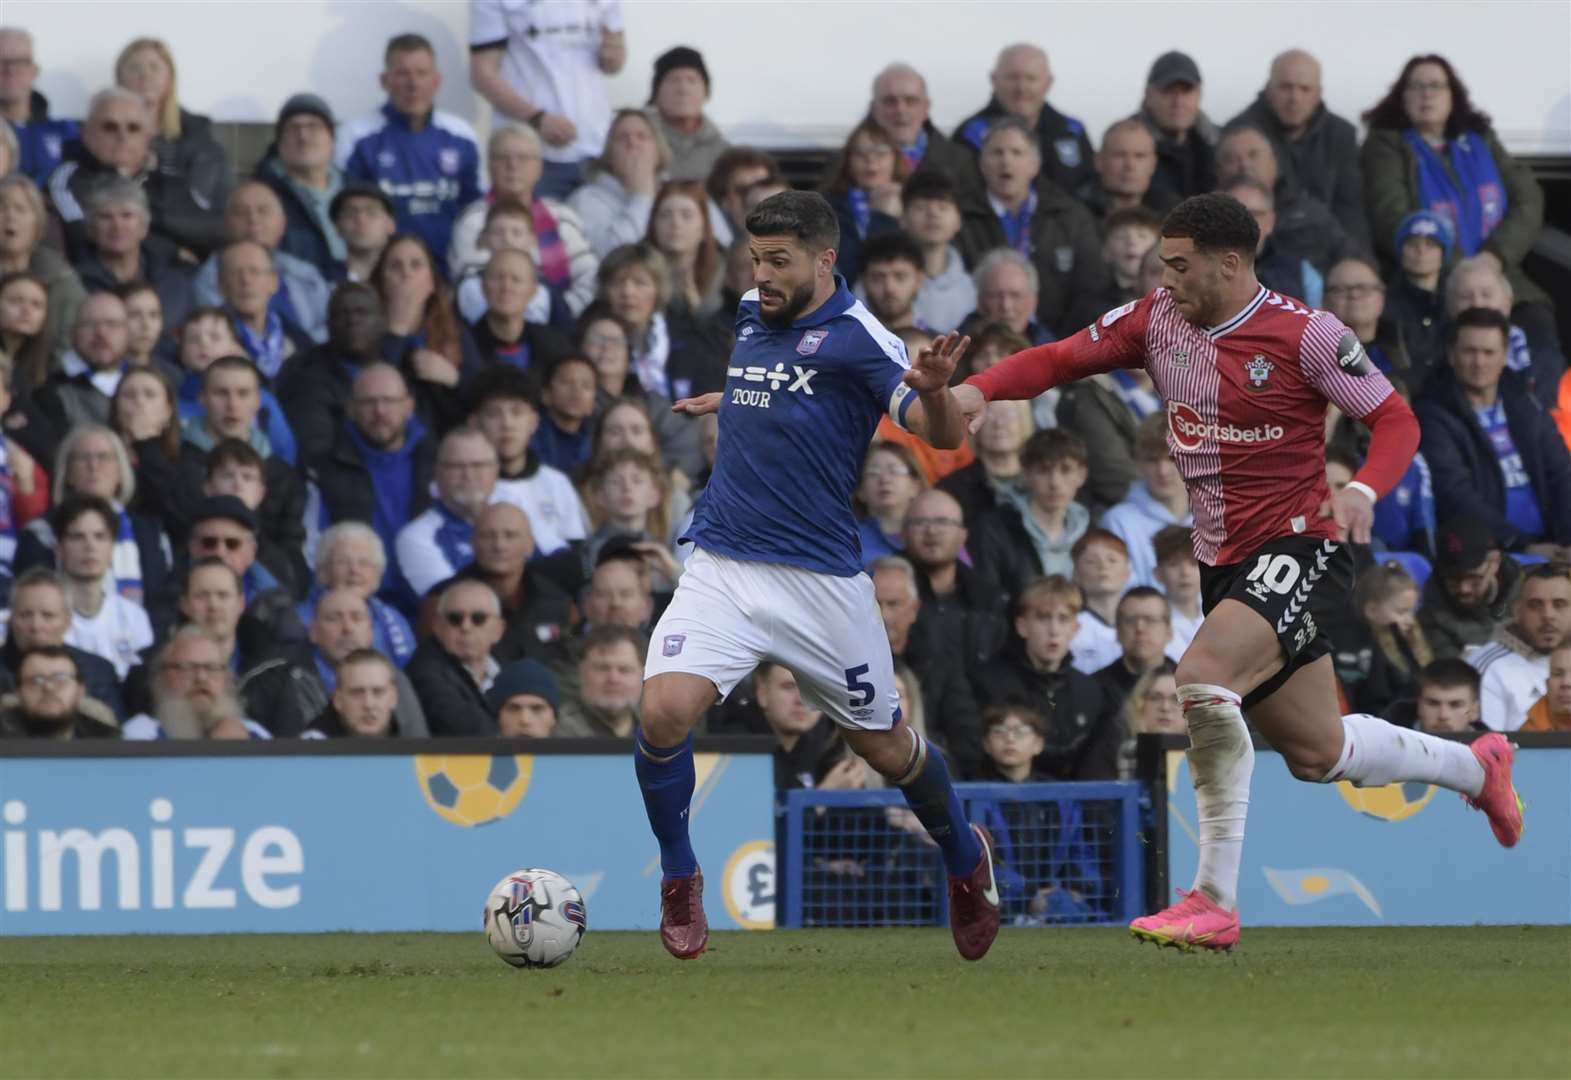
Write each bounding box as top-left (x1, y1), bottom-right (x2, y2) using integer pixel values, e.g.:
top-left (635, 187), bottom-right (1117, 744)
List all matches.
top-left (685, 278), bottom-right (917, 576)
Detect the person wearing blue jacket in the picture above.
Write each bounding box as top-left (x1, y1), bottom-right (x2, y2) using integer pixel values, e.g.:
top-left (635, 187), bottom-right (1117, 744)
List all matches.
top-left (1416, 308), bottom-right (1571, 557)
top-left (336, 34), bottom-right (482, 271)
top-left (0, 30), bottom-right (79, 185)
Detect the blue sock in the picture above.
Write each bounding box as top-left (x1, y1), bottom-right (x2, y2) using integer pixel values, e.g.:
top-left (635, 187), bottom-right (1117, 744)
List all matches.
top-left (895, 734), bottom-right (981, 877)
top-left (634, 730), bottom-right (697, 878)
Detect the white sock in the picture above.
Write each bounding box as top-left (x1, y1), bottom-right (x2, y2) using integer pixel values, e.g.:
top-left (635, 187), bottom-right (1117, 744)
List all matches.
top-left (1179, 683), bottom-right (1253, 911)
top-left (1321, 713), bottom-right (1484, 797)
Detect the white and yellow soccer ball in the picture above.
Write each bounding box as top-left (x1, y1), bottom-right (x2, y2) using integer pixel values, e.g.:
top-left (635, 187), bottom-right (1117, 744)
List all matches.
top-left (484, 869), bottom-right (587, 968)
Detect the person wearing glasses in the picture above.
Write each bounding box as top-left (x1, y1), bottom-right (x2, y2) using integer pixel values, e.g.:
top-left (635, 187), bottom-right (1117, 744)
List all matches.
top-left (179, 495), bottom-right (305, 649)
top-left (901, 488), bottom-right (1009, 673)
top-left (406, 578), bottom-right (506, 736)
top-left (122, 625), bottom-right (269, 740)
top-left (55, 494), bottom-right (153, 680)
top-left (46, 87), bottom-right (224, 263)
top-left (0, 645), bottom-right (118, 739)
top-left (0, 568), bottom-right (126, 721)
top-left (395, 428), bottom-right (499, 600)
top-left (1361, 54), bottom-right (1547, 312)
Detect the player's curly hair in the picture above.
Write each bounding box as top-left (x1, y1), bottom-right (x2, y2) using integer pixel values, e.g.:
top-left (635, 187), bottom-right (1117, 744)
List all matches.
top-left (1160, 193), bottom-right (1259, 260)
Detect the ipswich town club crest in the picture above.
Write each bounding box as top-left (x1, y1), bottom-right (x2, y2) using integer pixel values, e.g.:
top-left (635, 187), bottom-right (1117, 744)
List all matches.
top-left (662, 634), bottom-right (686, 657)
top-left (797, 329), bottom-right (828, 356)
top-left (1245, 354), bottom-right (1274, 389)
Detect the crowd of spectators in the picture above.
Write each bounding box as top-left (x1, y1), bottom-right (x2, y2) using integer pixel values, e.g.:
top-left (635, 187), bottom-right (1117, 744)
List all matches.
top-left (0, 10), bottom-right (1567, 796)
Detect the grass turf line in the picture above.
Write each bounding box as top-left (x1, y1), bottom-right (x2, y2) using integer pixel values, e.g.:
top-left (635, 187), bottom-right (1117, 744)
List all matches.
top-left (0, 926), bottom-right (1566, 1079)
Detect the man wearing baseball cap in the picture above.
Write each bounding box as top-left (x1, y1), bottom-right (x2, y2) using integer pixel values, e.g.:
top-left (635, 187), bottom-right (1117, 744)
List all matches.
top-left (1135, 50), bottom-right (1218, 199)
top-left (1418, 517), bottom-right (1524, 660)
top-left (256, 92), bottom-right (346, 281)
top-left (183, 494), bottom-right (305, 644)
top-left (646, 46), bottom-right (727, 183)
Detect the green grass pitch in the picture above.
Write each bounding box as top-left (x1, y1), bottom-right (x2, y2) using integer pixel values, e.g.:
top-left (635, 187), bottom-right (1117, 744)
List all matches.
top-left (2, 927), bottom-right (1567, 1078)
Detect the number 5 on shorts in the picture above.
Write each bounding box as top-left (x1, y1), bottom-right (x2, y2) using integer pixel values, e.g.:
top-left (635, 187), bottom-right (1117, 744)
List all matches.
top-left (844, 664), bottom-right (875, 708)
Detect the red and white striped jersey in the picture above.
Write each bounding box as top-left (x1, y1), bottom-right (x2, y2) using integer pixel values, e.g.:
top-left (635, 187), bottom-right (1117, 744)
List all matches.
top-left (1008, 286), bottom-right (1395, 565)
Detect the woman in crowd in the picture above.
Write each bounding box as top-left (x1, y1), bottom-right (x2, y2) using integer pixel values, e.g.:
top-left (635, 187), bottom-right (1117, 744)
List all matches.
top-left (819, 119), bottom-right (906, 286)
top-left (645, 180), bottom-right (722, 318)
top-left (115, 280), bottom-right (177, 371)
top-left (579, 307), bottom-right (703, 483)
top-left (590, 396), bottom-right (697, 524)
top-left (856, 441), bottom-right (927, 564)
top-left (448, 125), bottom-right (599, 320)
top-left (1323, 256), bottom-right (1421, 389)
top-left (299, 521), bottom-right (416, 669)
top-left (581, 446), bottom-right (680, 592)
top-left (110, 365), bottom-right (184, 536)
top-left (14, 424), bottom-right (170, 613)
top-left (114, 37), bottom-right (231, 229)
top-left (1361, 54), bottom-right (1545, 308)
top-left (371, 234), bottom-right (478, 432)
top-left (1118, 661), bottom-right (1182, 779)
top-left (0, 174), bottom-right (85, 359)
top-left (596, 242), bottom-right (728, 403)
top-left (569, 109), bottom-right (674, 259)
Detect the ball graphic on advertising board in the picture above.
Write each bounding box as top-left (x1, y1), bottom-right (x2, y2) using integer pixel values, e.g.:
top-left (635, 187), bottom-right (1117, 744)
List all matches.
top-left (414, 755), bottom-right (532, 827)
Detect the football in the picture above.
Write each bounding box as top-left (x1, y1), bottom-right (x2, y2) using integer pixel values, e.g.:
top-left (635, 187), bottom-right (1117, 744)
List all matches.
top-left (484, 869), bottom-right (588, 968)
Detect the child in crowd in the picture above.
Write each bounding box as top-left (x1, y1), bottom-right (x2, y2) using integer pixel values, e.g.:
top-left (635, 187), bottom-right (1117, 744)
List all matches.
top-left (582, 447), bottom-right (679, 592)
top-left (1381, 210), bottom-right (1454, 371)
top-left (174, 307), bottom-right (296, 465)
top-left (455, 199), bottom-right (559, 326)
top-left (115, 281), bottom-right (175, 370)
top-left (1413, 658), bottom-right (1482, 734)
top-left (900, 170), bottom-right (975, 334)
top-left (1333, 560), bottom-right (1432, 719)
top-left (1151, 525), bottom-right (1202, 659)
top-left (1101, 207), bottom-right (1162, 305)
top-left (1101, 414), bottom-right (1192, 588)
top-left (529, 355), bottom-right (598, 474)
top-left (974, 428), bottom-right (1090, 601)
top-left (1070, 529), bottom-right (1132, 674)
top-left (979, 703), bottom-right (1047, 783)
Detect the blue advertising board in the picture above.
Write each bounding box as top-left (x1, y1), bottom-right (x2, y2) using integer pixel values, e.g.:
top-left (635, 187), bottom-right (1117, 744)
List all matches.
top-left (0, 748), bottom-right (776, 935)
top-left (1164, 748), bottom-right (1570, 925)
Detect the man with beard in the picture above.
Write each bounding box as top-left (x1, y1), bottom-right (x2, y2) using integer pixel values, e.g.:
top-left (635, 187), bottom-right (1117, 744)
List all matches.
top-left (0, 646), bottom-right (118, 739)
top-left (280, 283), bottom-right (392, 461)
top-left (309, 362), bottom-right (435, 602)
top-left (629, 189), bottom-right (996, 963)
top-left (395, 428), bottom-right (498, 599)
top-left (123, 626), bottom-right (270, 739)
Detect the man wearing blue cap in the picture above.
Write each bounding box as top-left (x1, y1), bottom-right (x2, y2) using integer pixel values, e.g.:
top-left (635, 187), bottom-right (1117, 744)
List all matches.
top-left (488, 657), bottom-right (560, 737)
top-left (1384, 208), bottom-right (1456, 372)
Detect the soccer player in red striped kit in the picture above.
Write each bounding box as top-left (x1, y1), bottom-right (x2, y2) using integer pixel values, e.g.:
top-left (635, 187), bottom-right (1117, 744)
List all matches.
top-left (951, 193), bottom-right (1524, 951)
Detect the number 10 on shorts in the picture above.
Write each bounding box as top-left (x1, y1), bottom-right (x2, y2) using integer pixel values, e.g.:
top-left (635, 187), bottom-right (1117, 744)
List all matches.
top-left (1246, 553), bottom-right (1300, 599)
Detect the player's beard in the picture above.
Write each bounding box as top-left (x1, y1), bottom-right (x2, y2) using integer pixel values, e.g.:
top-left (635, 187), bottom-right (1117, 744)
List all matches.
top-left (757, 279), bottom-right (816, 329)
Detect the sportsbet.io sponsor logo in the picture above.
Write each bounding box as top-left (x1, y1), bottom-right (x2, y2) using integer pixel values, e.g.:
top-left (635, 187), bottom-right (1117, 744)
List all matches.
top-left (1167, 400), bottom-right (1284, 453)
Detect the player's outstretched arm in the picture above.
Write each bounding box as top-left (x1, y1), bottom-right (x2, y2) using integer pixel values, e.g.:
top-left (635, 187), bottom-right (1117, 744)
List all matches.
top-left (1318, 393), bottom-right (1421, 543)
top-left (901, 332), bottom-right (971, 450)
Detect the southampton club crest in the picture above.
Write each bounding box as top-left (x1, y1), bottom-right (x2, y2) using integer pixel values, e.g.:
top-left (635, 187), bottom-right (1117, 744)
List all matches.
top-left (1245, 353), bottom-right (1274, 389)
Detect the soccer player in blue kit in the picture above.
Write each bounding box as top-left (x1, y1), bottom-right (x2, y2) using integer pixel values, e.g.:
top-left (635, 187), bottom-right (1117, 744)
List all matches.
top-left (634, 191), bottom-right (1001, 961)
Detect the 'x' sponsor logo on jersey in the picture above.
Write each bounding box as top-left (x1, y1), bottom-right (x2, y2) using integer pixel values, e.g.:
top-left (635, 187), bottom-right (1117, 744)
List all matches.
top-left (726, 362), bottom-right (818, 394)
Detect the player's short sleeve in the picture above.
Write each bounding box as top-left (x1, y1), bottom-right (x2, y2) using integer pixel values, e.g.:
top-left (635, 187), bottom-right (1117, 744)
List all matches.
top-left (1299, 312), bottom-right (1394, 420)
top-left (469, 0), bottom-right (509, 49)
top-left (867, 328), bottom-right (917, 430)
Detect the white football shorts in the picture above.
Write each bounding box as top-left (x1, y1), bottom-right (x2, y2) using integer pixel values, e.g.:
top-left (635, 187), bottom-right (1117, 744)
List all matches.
top-left (644, 546), bottom-right (900, 731)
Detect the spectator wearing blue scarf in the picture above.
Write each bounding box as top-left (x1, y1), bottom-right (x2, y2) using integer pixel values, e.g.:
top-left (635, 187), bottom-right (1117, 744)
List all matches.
top-left (956, 117), bottom-right (1109, 338)
top-left (299, 522), bottom-right (418, 668)
top-left (1361, 54), bottom-right (1546, 308)
top-left (821, 119), bottom-right (906, 288)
